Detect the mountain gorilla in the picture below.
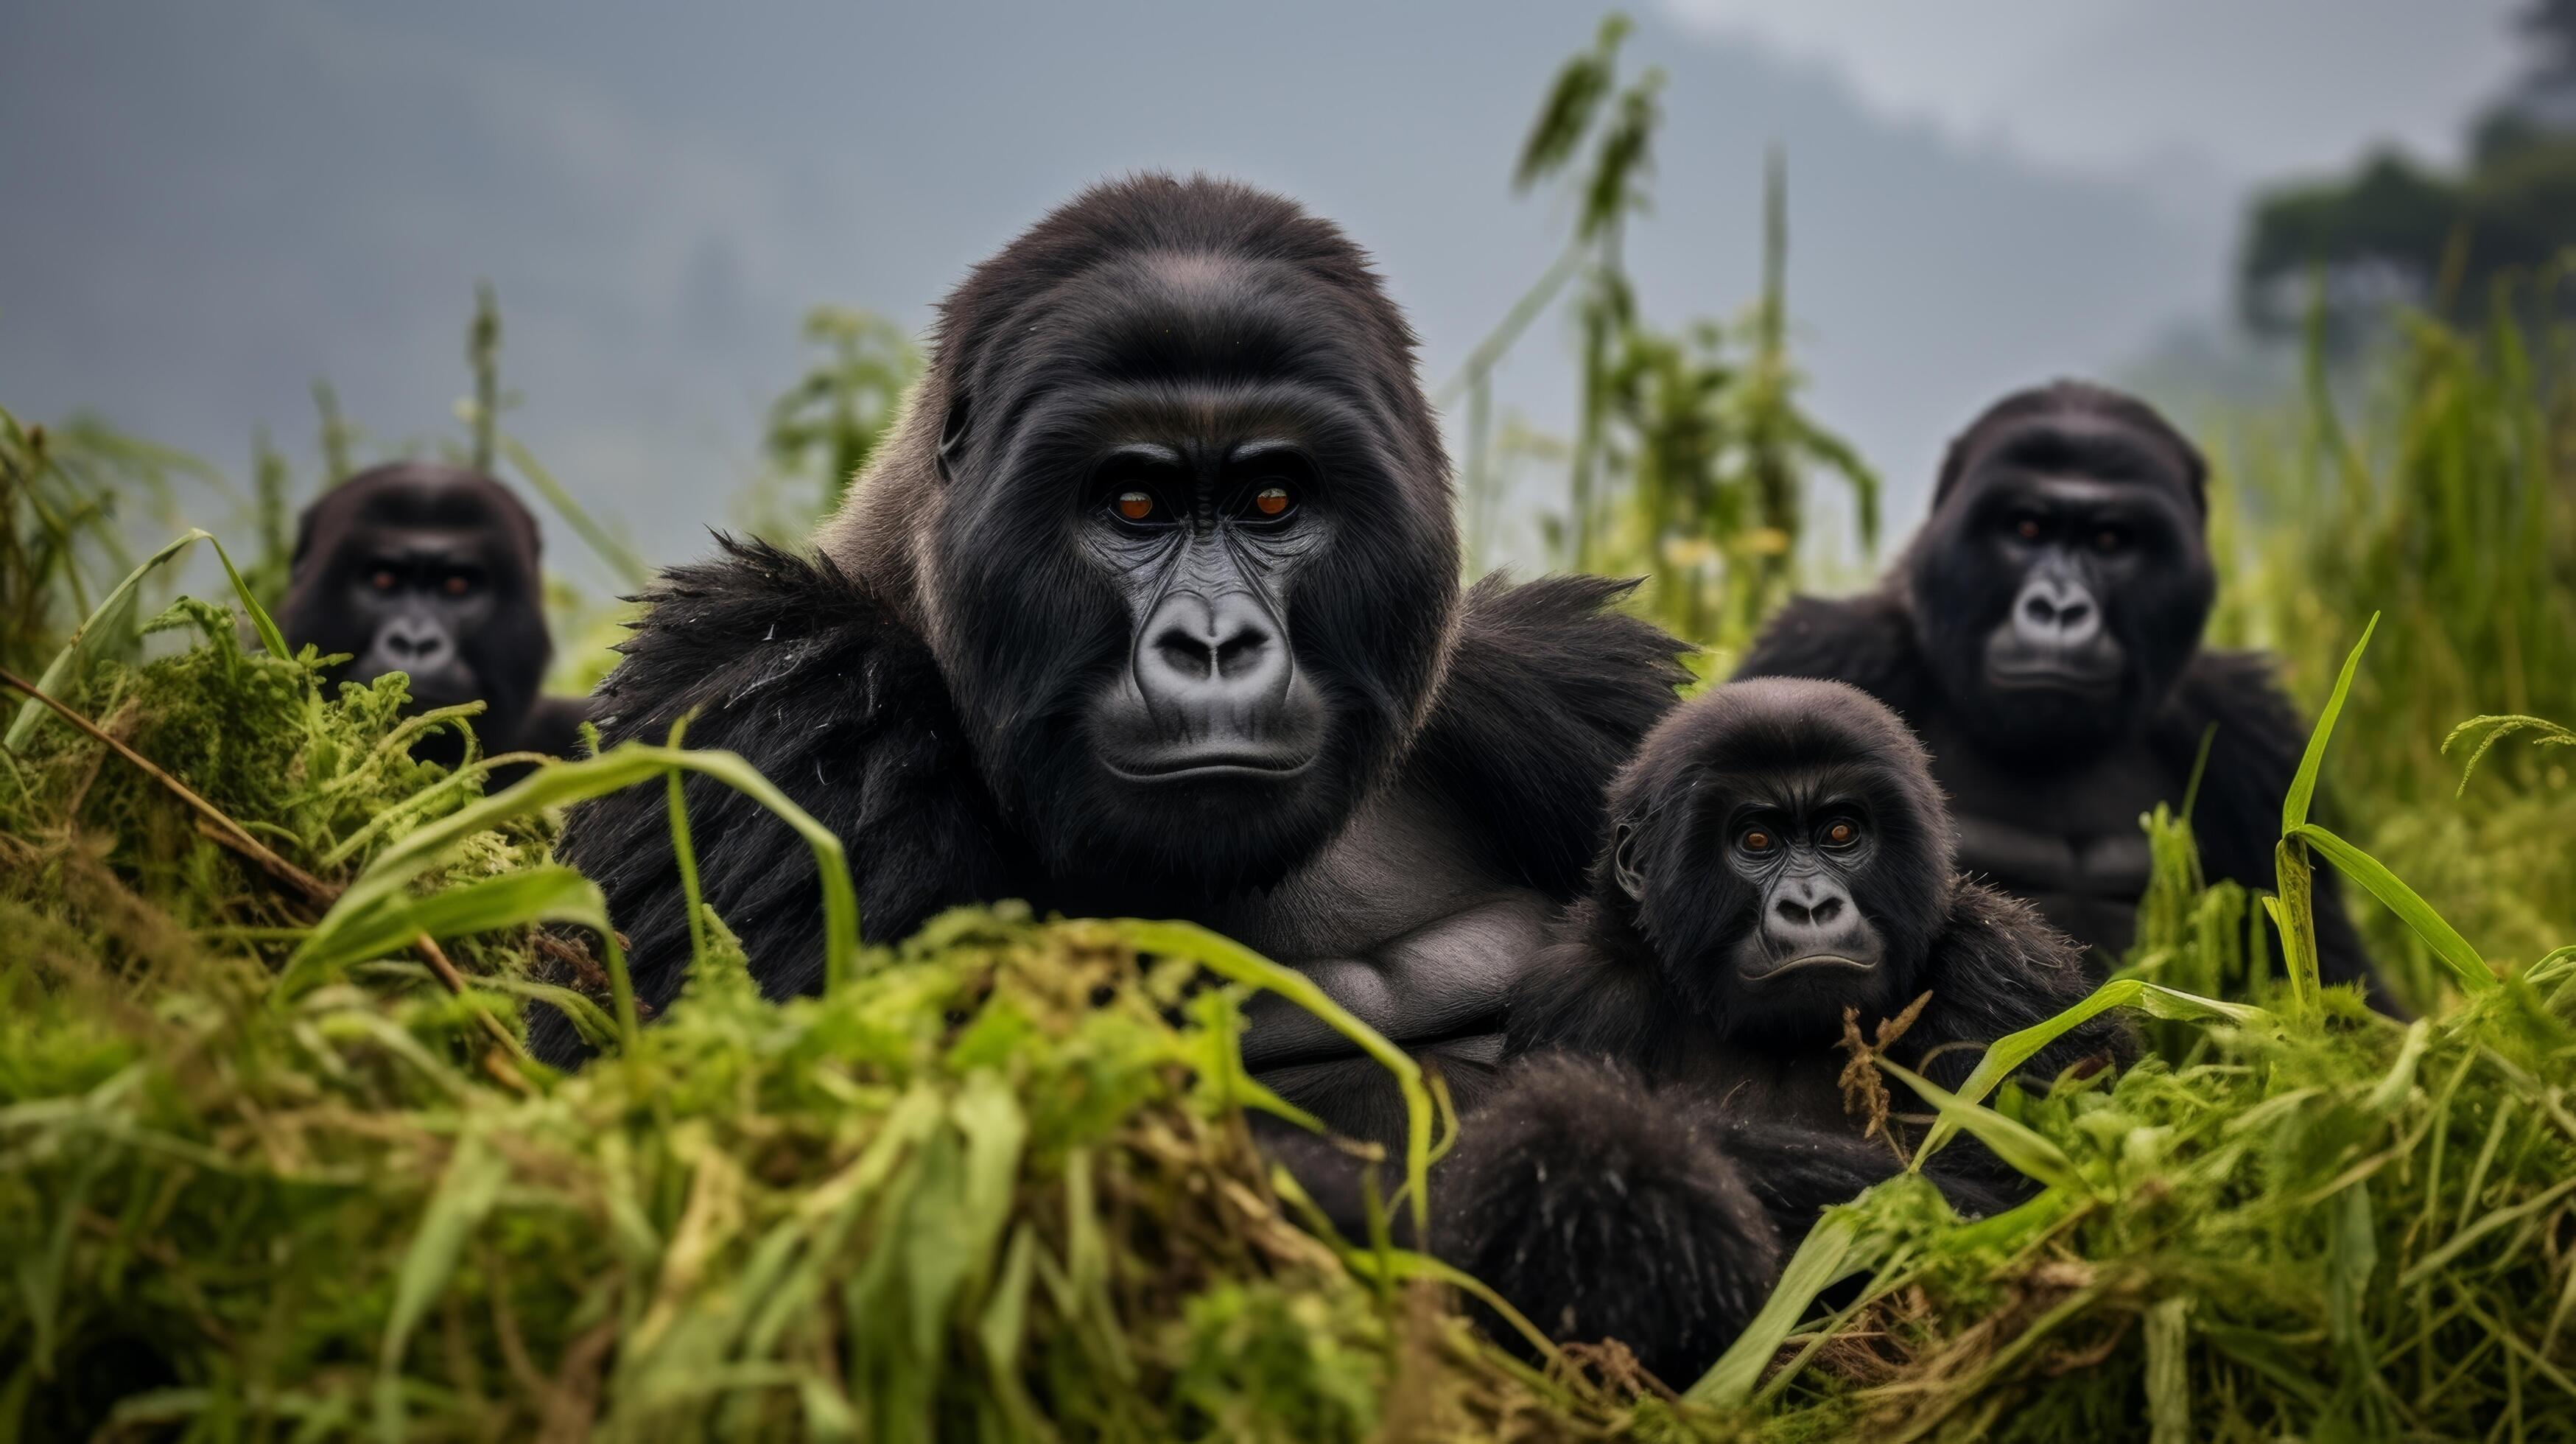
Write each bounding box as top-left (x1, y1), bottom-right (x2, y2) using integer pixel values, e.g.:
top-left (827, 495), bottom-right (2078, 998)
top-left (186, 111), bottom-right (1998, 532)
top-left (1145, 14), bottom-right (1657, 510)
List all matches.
top-left (281, 463), bottom-right (588, 786)
top-left (536, 176), bottom-right (1689, 1135)
top-left (1437, 679), bottom-right (2131, 1381)
top-left (1736, 382), bottom-right (2381, 1002)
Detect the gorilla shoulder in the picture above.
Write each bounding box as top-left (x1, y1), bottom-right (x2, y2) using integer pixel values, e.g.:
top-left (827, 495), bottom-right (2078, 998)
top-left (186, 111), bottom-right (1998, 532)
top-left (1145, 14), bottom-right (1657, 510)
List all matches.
top-left (536, 538), bottom-right (1018, 1060)
top-left (1411, 572), bottom-right (1693, 897)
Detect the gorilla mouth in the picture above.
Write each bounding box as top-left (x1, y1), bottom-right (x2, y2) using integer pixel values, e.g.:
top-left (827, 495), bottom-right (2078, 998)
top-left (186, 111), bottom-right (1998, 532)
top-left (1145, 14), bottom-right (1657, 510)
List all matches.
top-left (1101, 746), bottom-right (1317, 783)
top-left (1986, 659), bottom-right (2121, 692)
top-left (1742, 952), bottom-right (1876, 984)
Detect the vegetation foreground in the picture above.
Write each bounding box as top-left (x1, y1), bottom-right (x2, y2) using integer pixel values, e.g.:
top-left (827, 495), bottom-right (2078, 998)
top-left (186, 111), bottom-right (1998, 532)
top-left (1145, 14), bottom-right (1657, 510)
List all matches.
top-left (4, 444), bottom-right (2576, 1441)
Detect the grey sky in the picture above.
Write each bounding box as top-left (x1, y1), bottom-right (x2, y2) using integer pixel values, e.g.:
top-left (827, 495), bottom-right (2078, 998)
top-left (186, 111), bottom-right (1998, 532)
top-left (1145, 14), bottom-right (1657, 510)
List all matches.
top-left (0, 1), bottom-right (2521, 592)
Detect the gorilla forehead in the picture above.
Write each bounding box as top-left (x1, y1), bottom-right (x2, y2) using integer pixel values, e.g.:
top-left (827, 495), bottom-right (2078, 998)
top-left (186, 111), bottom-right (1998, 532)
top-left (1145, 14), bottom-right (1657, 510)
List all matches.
top-left (939, 175), bottom-right (1428, 450)
top-left (1618, 678), bottom-right (1935, 815)
top-left (1933, 379), bottom-right (2208, 517)
top-left (291, 463), bottom-right (540, 578)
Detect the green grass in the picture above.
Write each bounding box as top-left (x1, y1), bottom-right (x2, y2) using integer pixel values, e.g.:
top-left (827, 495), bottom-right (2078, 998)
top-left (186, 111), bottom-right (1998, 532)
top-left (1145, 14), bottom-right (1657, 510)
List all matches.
top-left (5, 440), bottom-right (2574, 1440)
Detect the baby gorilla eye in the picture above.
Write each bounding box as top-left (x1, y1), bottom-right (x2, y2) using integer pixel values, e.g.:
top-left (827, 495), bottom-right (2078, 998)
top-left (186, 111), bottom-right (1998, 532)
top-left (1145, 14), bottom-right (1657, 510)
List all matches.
top-left (1739, 828), bottom-right (1775, 854)
top-left (1114, 491), bottom-right (1156, 523)
top-left (1253, 485), bottom-right (1291, 517)
top-left (1822, 819), bottom-right (1859, 847)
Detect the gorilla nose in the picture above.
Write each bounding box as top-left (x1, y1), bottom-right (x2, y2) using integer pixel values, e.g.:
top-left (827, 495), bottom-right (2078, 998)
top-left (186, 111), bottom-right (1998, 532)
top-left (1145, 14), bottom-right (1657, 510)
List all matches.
top-left (1768, 879), bottom-right (1852, 947)
top-left (378, 615), bottom-right (455, 670)
top-left (2012, 575), bottom-right (2101, 648)
top-left (1137, 590), bottom-right (1290, 712)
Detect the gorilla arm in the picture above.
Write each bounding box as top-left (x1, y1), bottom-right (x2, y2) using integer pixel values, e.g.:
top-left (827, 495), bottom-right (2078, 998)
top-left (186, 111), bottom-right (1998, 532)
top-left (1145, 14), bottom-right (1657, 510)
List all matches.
top-left (533, 538), bottom-right (1022, 1066)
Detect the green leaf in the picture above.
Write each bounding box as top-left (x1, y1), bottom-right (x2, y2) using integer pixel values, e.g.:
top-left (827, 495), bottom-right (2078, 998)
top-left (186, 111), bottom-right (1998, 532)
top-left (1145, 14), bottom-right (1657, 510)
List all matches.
top-left (6, 530), bottom-right (199, 751)
top-left (1879, 1059), bottom-right (2088, 1196)
top-left (287, 865), bottom-right (611, 984)
top-left (2287, 822), bottom-right (2496, 992)
top-left (287, 742), bottom-right (864, 1044)
top-left (203, 531), bottom-right (290, 659)
top-left (2443, 713), bottom-right (2576, 796)
top-left (1115, 919), bottom-right (1433, 1241)
top-left (376, 1129), bottom-right (508, 1443)
top-left (1688, 1210), bottom-right (1876, 1407)
top-left (1915, 978), bottom-right (2267, 1160)
top-left (2283, 611), bottom-right (2377, 835)
top-left (4, 528), bottom-right (292, 753)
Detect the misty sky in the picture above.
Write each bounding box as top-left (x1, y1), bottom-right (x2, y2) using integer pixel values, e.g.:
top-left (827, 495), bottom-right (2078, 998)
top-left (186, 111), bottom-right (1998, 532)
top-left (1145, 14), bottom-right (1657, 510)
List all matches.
top-left (0, 1), bottom-right (2524, 591)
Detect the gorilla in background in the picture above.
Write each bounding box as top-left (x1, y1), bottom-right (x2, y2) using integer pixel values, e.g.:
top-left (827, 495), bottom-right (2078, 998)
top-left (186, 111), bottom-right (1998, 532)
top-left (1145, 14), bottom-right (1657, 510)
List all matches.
top-left (536, 176), bottom-right (1690, 1140)
top-left (1437, 679), bottom-right (2133, 1382)
top-left (1736, 382), bottom-right (2382, 1003)
top-left (281, 463), bottom-right (589, 788)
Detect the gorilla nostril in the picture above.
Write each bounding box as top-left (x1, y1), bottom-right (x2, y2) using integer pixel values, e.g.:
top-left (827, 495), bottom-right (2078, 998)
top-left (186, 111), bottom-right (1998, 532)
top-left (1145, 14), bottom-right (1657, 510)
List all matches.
top-left (1775, 896), bottom-right (1812, 928)
top-left (1810, 895), bottom-right (1843, 926)
top-left (2060, 600), bottom-right (2091, 628)
top-left (1154, 632), bottom-right (1215, 681)
top-left (1213, 626), bottom-right (1270, 679)
top-left (2023, 594), bottom-right (2057, 625)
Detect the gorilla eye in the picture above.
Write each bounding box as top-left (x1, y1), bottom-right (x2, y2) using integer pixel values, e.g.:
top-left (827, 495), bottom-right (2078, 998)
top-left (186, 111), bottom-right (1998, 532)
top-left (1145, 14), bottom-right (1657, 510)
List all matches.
top-left (369, 569), bottom-right (398, 592)
top-left (442, 573), bottom-right (474, 597)
top-left (2013, 516), bottom-right (2043, 542)
top-left (1252, 485), bottom-right (1292, 518)
top-left (2092, 528), bottom-right (2126, 553)
top-left (1740, 829), bottom-right (1775, 854)
top-left (1113, 491), bottom-right (1157, 523)
top-left (1822, 820), bottom-right (1860, 847)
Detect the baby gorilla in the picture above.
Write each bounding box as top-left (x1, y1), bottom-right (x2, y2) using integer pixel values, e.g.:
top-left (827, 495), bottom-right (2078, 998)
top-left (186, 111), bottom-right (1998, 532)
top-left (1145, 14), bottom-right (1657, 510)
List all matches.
top-left (1436, 678), bottom-right (2132, 1383)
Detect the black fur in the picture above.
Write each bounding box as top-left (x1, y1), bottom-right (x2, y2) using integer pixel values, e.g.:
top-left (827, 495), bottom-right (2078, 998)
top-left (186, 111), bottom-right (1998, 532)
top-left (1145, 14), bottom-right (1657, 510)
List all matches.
top-left (1736, 381), bottom-right (2382, 1003)
top-left (279, 461), bottom-right (588, 788)
top-left (1433, 1055), bottom-right (1783, 1384)
top-left (1435, 679), bottom-right (2130, 1381)
top-left (538, 176), bottom-right (1689, 1090)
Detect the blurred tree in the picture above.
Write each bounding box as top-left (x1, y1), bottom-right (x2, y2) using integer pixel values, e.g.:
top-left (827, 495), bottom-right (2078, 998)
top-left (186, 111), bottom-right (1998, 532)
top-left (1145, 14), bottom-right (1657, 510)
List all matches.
top-left (2240, 0), bottom-right (2576, 335)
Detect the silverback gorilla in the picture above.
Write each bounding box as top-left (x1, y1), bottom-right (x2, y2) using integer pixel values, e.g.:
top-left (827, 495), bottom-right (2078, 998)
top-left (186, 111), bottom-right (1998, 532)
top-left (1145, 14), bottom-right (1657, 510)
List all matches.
top-left (281, 463), bottom-right (588, 787)
top-left (1736, 382), bottom-right (2381, 1002)
top-left (1438, 679), bottom-right (2133, 1381)
top-left (535, 176), bottom-right (1690, 1138)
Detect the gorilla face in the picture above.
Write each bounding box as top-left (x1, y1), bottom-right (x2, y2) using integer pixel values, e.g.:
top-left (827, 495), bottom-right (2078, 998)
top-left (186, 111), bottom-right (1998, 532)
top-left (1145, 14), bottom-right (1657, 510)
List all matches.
top-left (281, 463), bottom-right (553, 763)
top-left (908, 188), bottom-right (1458, 898)
top-left (1604, 679), bottom-right (1952, 1044)
top-left (1909, 399), bottom-right (2214, 759)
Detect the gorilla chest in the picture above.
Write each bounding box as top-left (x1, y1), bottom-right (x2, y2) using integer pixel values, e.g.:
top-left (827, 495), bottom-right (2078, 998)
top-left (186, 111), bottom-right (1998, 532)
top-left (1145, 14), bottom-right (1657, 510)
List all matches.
top-left (1207, 782), bottom-right (1554, 1134)
top-left (1919, 720), bottom-right (2177, 958)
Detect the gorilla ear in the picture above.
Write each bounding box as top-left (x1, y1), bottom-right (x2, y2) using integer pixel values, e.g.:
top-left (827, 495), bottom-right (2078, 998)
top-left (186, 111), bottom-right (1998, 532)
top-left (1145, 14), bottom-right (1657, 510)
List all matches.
top-left (1610, 822), bottom-right (1646, 902)
top-left (935, 389), bottom-right (972, 482)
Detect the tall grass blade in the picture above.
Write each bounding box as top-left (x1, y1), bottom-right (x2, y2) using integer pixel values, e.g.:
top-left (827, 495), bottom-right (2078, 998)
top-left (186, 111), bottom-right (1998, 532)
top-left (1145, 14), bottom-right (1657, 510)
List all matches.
top-left (2287, 821), bottom-right (2496, 991)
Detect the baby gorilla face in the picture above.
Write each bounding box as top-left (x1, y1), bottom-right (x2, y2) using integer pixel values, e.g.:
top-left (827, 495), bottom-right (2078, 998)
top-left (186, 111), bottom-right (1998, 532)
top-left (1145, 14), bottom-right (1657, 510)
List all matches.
top-left (1715, 782), bottom-right (1889, 994)
top-left (1604, 679), bottom-right (1955, 1044)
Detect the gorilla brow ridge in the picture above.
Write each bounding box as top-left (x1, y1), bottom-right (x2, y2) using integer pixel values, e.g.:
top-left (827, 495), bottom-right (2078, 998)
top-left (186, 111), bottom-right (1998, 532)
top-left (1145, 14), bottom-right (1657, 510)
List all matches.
top-left (1934, 379), bottom-right (2208, 514)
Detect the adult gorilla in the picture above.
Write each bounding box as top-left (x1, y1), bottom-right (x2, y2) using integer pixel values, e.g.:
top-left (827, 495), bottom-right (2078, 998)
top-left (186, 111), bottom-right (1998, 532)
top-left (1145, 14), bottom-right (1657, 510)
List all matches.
top-left (280, 463), bottom-right (589, 787)
top-left (1736, 382), bottom-right (2380, 1003)
top-left (536, 176), bottom-right (1688, 1138)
